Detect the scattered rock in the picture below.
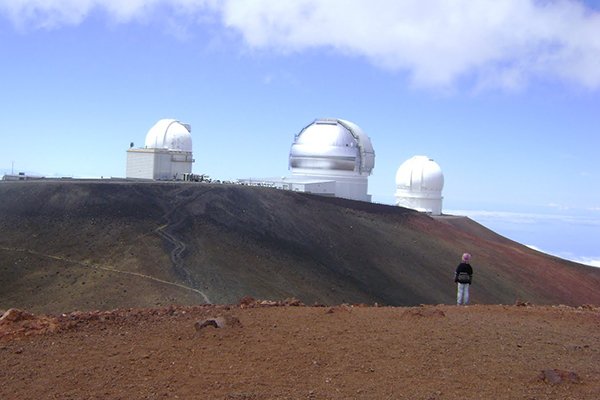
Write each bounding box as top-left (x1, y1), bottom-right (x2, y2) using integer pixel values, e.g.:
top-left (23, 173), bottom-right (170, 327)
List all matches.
top-left (221, 316), bottom-right (242, 328)
top-left (553, 304), bottom-right (573, 311)
top-left (538, 369), bottom-right (580, 385)
top-left (402, 308), bottom-right (446, 318)
top-left (237, 297), bottom-right (306, 308)
top-left (283, 298), bottom-right (304, 307)
top-left (326, 306), bottom-right (352, 314)
top-left (237, 297), bottom-right (255, 308)
top-left (515, 299), bottom-right (533, 307)
top-left (579, 304), bottom-right (597, 311)
top-left (0, 309), bottom-right (35, 323)
top-left (195, 316), bottom-right (242, 331)
top-left (195, 319), bottom-right (219, 330)
top-left (227, 392), bottom-right (258, 399)
top-left (258, 300), bottom-right (278, 306)
top-left (0, 311), bottom-right (61, 340)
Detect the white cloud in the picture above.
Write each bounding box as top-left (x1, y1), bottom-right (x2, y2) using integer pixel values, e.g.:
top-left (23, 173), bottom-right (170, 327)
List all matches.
top-left (445, 209), bottom-right (600, 227)
top-left (219, 0), bottom-right (600, 90)
top-left (447, 209), bottom-right (600, 268)
top-left (526, 244), bottom-right (543, 252)
top-left (527, 246), bottom-right (600, 268)
top-left (551, 252), bottom-right (600, 268)
top-left (578, 257), bottom-right (600, 268)
top-left (2, 0), bottom-right (600, 91)
top-left (0, 0), bottom-right (212, 28)
top-left (0, 0), bottom-right (144, 28)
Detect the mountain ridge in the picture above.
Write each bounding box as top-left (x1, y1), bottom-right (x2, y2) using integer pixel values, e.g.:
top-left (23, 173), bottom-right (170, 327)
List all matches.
top-left (1, 180), bottom-right (599, 314)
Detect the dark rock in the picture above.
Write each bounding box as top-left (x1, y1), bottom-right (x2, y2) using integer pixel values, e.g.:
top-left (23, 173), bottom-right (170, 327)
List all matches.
top-left (195, 319), bottom-right (219, 330)
top-left (195, 316), bottom-right (242, 331)
top-left (402, 308), bottom-right (446, 318)
top-left (515, 299), bottom-right (533, 307)
top-left (539, 369), bottom-right (580, 384)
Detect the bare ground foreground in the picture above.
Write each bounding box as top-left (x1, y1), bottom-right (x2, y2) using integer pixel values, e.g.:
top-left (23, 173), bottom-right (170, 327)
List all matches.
top-left (1, 301), bottom-right (599, 399)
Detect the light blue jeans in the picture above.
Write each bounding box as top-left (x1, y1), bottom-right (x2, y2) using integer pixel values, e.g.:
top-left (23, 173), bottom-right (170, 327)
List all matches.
top-left (457, 283), bottom-right (470, 306)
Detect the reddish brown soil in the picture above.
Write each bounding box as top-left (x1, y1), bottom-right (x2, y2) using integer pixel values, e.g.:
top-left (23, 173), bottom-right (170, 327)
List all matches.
top-left (1, 302), bottom-right (599, 399)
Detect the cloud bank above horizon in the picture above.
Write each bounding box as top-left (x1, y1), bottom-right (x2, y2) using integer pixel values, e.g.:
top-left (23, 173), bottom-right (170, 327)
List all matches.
top-left (446, 209), bottom-right (600, 268)
top-left (2, 0), bottom-right (600, 91)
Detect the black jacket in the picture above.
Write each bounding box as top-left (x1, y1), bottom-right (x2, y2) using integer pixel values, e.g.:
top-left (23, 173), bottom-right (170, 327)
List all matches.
top-left (454, 262), bottom-right (473, 284)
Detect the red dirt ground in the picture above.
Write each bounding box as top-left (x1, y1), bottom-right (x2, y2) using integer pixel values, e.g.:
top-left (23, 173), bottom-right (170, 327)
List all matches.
top-left (1, 301), bottom-right (599, 399)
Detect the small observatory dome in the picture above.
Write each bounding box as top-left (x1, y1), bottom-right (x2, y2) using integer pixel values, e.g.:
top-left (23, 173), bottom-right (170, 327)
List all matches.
top-left (145, 119), bottom-right (192, 152)
top-left (289, 118), bottom-right (375, 175)
top-left (395, 156), bottom-right (444, 215)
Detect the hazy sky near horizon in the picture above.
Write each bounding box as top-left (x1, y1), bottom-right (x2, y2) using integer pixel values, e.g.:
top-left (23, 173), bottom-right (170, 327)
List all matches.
top-left (0, 0), bottom-right (598, 265)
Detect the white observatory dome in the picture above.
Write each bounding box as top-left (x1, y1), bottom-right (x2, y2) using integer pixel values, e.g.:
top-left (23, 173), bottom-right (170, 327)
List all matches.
top-left (395, 156), bottom-right (444, 215)
top-left (145, 119), bottom-right (192, 152)
top-left (287, 118), bottom-right (375, 202)
top-left (289, 118), bottom-right (375, 175)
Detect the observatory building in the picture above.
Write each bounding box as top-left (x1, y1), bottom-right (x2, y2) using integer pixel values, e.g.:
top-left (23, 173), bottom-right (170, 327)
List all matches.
top-left (395, 156), bottom-right (444, 215)
top-left (289, 118), bottom-right (375, 201)
top-left (238, 118), bottom-right (376, 202)
top-left (126, 119), bottom-right (194, 180)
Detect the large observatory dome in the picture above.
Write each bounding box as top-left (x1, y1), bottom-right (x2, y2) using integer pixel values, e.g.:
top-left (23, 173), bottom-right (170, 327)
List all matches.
top-left (395, 156), bottom-right (444, 215)
top-left (289, 118), bottom-right (375, 175)
top-left (145, 119), bottom-right (192, 152)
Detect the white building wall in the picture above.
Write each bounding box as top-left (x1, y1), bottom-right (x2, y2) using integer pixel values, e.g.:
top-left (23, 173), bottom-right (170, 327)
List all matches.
top-left (126, 150), bottom-right (155, 179)
top-left (169, 152), bottom-right (194, 180)
top-left (154, 152), bottom-right (172, 180)
top-left (126, 149), bottom-right (193, 180)
top-left (292, 169), bottom-right (371, 202)
top-left (297, 181), bottom-right (336, 196)
top-left (236, 177), bottom-right (337, 197)
top-left (333, 177), bottom-right (370, 202)
top-left (395, 194), bottom-right (443, 215)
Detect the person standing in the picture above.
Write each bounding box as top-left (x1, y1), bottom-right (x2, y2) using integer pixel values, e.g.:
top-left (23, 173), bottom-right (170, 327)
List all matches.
top-left (454, 253), bottom-right (473, 306)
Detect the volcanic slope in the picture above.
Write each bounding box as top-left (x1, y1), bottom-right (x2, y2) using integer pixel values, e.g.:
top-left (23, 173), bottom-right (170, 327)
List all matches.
top-left (1, 180), bottom-right (599, 314)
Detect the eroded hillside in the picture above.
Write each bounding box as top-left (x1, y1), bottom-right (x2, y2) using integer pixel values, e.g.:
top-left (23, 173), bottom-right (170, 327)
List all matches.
top-left (1, 180), bottom-right (599, 314)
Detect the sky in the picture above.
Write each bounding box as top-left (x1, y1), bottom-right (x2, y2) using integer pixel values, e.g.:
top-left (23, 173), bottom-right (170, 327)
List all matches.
top-left (0, 0), bottom-right (598, 267)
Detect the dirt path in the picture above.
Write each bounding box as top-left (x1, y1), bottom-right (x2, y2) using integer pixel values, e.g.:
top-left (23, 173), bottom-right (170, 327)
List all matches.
top-left (0, 246), bottom-right (209, 300)
top-left (155, 186), bottom-right (215, 304)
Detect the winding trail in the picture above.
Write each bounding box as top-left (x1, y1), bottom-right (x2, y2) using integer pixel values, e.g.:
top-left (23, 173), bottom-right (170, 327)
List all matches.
top-left (0, 246), bottom-right (211, 303)
top-left (153, 186), bottom-right (216, 304)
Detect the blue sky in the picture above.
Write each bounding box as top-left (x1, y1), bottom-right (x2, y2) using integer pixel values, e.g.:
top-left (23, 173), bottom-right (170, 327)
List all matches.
top-left (1, 0), bottom-right (598, 266)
